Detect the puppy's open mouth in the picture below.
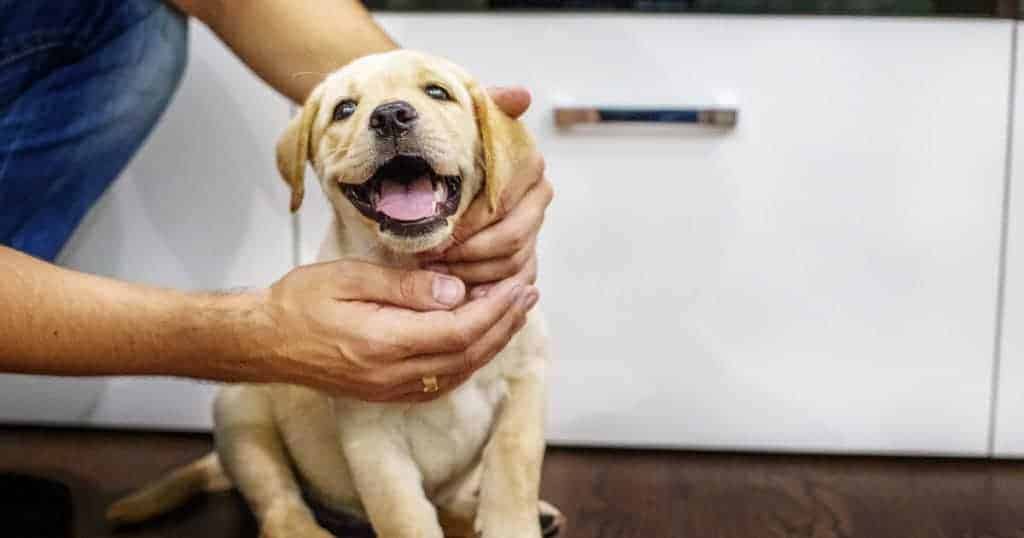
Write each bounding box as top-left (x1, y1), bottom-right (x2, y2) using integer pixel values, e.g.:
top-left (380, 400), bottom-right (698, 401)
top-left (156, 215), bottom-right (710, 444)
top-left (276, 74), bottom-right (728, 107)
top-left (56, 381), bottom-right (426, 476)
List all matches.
top-left (340, 155), bottom-right (462, 237)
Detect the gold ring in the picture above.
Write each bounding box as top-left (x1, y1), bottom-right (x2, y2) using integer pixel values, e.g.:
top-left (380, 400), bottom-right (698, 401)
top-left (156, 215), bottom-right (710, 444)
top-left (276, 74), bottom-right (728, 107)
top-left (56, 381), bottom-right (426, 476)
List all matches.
top-left (422, 376), bottom-right (439, 393)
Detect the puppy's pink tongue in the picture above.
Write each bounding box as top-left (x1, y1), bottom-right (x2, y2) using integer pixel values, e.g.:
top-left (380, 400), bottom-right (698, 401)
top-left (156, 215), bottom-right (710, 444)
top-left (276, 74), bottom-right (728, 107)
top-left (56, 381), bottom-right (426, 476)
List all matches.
top-left (376, 176), bottom-right (436, 221)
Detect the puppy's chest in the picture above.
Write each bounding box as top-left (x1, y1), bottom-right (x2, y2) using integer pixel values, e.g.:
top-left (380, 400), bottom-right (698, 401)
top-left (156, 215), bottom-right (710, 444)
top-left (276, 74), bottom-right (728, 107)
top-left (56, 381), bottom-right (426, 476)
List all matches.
top-left (341, 356), bottom-right (509, 489)
top-left (413, 363), bottom-right (508, 484)
top-left (317, 240), bottom-right (535, 486)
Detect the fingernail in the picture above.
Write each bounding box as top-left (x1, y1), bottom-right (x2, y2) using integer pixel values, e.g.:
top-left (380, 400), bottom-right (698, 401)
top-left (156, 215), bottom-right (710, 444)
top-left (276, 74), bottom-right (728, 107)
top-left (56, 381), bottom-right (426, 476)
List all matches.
top-left (471, 285), bottom-right (491, 299)
top-left (433, 276), bottom-right (463, 306)
top-left (520, 288), bottom-right (539, 309)
top-left (425, 263), bottom-right (449, 274)
top-left (508, 283), bottom-right (525, 302)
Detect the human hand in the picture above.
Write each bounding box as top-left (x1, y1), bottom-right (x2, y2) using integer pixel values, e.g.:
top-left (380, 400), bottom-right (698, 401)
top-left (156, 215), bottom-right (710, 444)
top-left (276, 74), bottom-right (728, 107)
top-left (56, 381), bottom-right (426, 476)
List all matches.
top-left (420, 86), bottom-right (553, 298)
top-left (251, 260), bottom-right (537, 402)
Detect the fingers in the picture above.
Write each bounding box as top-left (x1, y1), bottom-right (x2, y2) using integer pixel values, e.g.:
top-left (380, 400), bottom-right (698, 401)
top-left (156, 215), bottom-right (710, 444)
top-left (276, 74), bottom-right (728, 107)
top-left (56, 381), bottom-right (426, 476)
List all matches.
top-left (419, 175), bottom-right (549, 286)
top-left (439, 177), bottom-right (551, 264)
top-left (442, 239), bottom-right (535, 285)
top-left (372, 288), bottom-right (538, 402)
top-left (487, 86), bottom-right (532, 119)
top-left (355, 278), bottom-right (525, 358)
top-left (423, 156), bottom-right (547, 260)
top-left (327, 260), bottom-right (466, 310)
top-left (371, 371), bottom-right (473, 403)
top-left (492, 154), bottom-right (547, 223)
top-left (399, 375), bottom-right (471, 403)
top-left (468, 254), bottom-right (537, 300)
top-left (267, 256), bottom-right (537, 402)
top-left (416, 88), bottom-right (542, 262)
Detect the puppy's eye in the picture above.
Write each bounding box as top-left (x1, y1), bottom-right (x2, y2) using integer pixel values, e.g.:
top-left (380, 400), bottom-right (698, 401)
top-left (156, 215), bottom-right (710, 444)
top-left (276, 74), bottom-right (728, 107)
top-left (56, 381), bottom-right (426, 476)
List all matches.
top-left (333, 99), bottom-right (357, 121)
top-left (424, 84), bottom-right (452, 101)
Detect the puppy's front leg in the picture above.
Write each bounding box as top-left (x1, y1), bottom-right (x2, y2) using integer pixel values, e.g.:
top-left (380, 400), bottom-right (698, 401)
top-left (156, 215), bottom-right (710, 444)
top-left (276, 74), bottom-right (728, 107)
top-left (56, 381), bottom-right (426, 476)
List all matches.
top-left (342, 428), bottom-right (445, 538)
top-left (476, 363), bottom-right (547, 538)
top-left (213, 386), bottom-right (331, 538)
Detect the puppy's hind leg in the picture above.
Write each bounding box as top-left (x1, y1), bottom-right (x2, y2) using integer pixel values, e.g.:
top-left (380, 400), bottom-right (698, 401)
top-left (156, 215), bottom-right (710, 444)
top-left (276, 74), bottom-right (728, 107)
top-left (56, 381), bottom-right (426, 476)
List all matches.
top-left (213, 385), bottom-right (332, 538)
top-left (107, 452), bottom-right (231, 524)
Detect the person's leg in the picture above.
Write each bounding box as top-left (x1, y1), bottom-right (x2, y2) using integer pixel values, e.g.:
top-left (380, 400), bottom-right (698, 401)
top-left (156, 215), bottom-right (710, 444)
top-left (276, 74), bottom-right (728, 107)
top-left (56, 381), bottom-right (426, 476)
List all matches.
top-left (0, 0), bottom-right (188, 261)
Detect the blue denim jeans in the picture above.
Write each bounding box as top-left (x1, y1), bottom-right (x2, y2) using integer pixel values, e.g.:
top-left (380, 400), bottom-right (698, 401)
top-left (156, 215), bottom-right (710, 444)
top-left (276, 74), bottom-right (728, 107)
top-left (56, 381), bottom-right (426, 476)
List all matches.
top-left (0, 0), bottom-right (188, 261)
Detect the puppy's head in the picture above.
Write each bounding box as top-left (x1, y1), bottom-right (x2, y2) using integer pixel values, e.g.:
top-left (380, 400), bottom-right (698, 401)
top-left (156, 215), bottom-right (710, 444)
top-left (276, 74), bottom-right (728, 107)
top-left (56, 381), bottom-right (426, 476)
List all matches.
top-left (277, 50), bottom-right (533, 253)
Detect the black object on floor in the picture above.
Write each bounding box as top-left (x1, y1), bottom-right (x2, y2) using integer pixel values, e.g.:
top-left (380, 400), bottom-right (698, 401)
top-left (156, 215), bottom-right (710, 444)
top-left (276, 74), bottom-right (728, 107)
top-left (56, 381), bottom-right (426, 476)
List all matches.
top-left (0, 473), bottom-right (73, 538)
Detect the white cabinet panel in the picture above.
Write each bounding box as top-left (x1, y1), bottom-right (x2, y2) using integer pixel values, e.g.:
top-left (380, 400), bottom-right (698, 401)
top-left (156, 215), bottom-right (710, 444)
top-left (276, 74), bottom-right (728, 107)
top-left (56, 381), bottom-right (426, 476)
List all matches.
top-left (992, 23), bottom-right (1024, 458)
top-left (0, 376), bottom-right (105, 426)
top-left (295, 15), bottom-right (1011, 454)
top-left (0, 22), bottom-right (293, 430)
top-left (3, 15), bottom-right (1006, 452)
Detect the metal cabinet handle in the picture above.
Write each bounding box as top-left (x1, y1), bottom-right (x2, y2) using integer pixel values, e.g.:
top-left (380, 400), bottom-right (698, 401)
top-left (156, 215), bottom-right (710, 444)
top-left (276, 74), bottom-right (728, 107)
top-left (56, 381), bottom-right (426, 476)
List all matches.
top-left (554, 107), bottom-right (738, 128)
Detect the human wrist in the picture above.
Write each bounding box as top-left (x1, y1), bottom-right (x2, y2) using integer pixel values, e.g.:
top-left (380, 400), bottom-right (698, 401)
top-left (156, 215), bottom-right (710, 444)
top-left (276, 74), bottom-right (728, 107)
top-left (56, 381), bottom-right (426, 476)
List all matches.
top-left (173, 287), bottom-right (278, 383)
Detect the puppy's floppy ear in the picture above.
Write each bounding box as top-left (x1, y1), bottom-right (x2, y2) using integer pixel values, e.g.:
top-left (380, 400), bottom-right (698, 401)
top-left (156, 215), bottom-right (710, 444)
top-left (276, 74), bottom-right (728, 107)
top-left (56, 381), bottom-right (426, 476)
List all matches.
top-left (468, 82), bottom-right (534, 213)
top-left (275, 85), bottom-right (324, 212)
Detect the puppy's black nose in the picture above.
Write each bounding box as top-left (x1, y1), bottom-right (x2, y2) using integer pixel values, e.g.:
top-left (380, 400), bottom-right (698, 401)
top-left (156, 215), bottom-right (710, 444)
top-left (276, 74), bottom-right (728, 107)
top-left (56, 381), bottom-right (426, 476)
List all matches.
top-left (370, 101), bottom-right (418, 138)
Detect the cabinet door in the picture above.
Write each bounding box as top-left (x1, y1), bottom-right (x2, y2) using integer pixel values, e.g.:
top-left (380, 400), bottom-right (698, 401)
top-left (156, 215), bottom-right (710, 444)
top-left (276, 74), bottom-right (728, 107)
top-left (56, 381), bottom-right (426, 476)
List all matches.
top-left (301, 15), bottom-right (1012, 455)
top-left (0, 23), bottom-right (293, 430)
top-left (992, 21), bottom-right (1024, 459)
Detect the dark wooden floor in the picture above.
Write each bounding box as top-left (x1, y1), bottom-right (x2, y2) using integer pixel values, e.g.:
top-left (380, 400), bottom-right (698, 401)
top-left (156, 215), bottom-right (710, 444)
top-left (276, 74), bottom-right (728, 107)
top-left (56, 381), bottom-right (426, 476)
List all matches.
top-left (3, 426), bottom-right (1024, 537)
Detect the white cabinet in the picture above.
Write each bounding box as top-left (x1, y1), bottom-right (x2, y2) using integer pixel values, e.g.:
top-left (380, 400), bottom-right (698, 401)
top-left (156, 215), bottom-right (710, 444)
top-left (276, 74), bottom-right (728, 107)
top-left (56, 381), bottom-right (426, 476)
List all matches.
top-left (1, 16), bottom-right (1016, 456)
top-left (295, 15), bottom-right (1008, 455)
top-left (992, 22), bottom-right (1024, 458)
top-left (0, 23), bottom-right (293, 430)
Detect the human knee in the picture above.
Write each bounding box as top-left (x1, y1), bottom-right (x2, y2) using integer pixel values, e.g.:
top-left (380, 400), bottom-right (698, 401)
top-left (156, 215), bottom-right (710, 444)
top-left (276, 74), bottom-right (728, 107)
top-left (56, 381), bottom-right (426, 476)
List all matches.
top-left (137, 4), bottom-right (189, 123)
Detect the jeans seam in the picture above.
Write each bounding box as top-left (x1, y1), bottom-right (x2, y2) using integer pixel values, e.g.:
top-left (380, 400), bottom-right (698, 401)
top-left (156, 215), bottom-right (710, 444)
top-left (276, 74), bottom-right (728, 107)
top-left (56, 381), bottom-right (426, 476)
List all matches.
top-left (0, 25), bottom-right (82, 70)
top-left (0, 27), bottom-right (72, 48)
top-left (0, 41), bottom-right (64, 70)
top-left (0, 125), bottom-right (24, 192)
top-left (75, 1), bottom-right (164, 62)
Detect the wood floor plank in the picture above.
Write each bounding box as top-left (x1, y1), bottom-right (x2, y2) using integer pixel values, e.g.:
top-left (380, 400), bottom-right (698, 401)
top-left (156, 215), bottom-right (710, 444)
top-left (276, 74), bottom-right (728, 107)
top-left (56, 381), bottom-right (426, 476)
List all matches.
top-left (3, 427), bottom-right (1024, 537)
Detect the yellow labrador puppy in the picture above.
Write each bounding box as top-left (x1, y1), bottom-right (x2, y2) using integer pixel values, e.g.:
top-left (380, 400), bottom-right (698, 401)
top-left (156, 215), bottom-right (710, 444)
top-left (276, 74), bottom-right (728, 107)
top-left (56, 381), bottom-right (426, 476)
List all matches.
top-left (106, 50), bottom-right (561, 538)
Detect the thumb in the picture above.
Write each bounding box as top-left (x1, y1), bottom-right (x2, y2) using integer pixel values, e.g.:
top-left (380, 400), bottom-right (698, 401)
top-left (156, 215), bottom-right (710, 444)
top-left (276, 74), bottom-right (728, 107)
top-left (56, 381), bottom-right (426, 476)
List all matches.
top-left (332, 260), bottom-right (466, 310)
top-left (488, 86), bottom-right (531, 119)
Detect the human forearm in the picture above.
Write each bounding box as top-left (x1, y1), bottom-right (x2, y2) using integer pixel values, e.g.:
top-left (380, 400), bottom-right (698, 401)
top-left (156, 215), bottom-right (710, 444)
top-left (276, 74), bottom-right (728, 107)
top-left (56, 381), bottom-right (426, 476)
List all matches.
top-left (0, 246), bottom-right (537, 401)
top-left (0, 246), bottom-right (270, 380)
top-left (170, 0), bottom-right (398, 103)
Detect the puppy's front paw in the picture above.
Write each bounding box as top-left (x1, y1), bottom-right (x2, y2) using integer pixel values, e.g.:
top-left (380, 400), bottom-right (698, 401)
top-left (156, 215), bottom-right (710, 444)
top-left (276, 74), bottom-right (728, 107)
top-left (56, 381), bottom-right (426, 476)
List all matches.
top-left (260, 517), bottom-right (335, 538)
top-left (478, 500), bottom-right (565, 538)
top-left (259, 500), bottom-right (335, 538)
top-left (478, 513), bottom-right (542, 538)
top-left (481, 527), bottom-right (541, 538)
top-left (538, 500), bottom-right (566, 538)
